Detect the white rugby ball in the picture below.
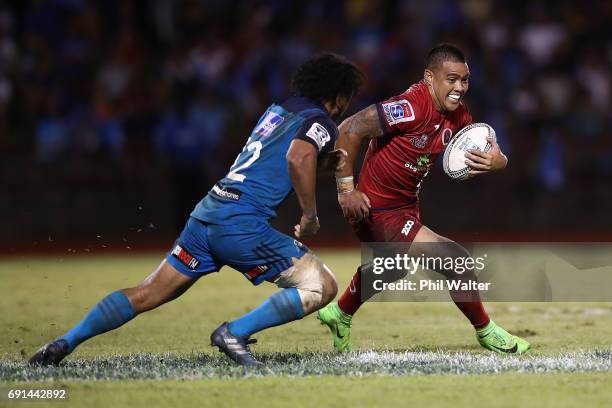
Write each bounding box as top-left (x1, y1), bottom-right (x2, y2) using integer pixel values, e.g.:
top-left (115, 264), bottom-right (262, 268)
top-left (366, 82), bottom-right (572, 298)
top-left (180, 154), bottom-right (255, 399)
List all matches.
top-left (443, 123), bottom-right (495, 180)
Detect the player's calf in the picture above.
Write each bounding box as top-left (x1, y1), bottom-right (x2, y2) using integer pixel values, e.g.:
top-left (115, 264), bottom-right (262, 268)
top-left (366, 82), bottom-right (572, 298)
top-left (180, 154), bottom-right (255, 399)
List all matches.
top-left (27, 261), bottom-right (195, 365)
top-left (217, 253), bottom-right (338, 365)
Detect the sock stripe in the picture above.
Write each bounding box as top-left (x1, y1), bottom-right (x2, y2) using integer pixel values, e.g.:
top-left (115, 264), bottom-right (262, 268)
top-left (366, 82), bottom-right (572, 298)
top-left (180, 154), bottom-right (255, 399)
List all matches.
top-left (102, 297), bottom-right (122, 326)
top-left (270, 296), bottom-right (294, 321)
top-left (97, 298), bottom-right (117, 326)
top-left (61, 291), bottom-right (135, 353)
top-left (105, 296), bottom-right (127, 327)
top-left (99, 298), bottom-right (122, 327)
top-left (228, 288), bottom-right (303, 338)
top-left (270, 290), bottom-right (302, 321)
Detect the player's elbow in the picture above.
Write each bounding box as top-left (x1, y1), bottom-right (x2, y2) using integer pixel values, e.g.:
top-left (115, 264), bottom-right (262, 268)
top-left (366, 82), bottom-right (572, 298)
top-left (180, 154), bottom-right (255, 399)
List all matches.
top-left (338, 105), bottom-right (379, 142)
top-left (338, 124), bottom-right (358, 144)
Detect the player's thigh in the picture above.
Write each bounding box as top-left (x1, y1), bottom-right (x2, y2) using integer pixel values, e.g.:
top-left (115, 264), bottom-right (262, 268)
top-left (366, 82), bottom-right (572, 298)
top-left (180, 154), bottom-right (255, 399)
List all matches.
top-left (127, 218), bottom-right (220, 312)
top-left (353, 209), bottom-right (424, 283)
top-left (364, 208), bottom-right (424, 243)
top-left (413, 224), bottom-right (452, 244)
top-left (207, 221), bottom-right (309, 285)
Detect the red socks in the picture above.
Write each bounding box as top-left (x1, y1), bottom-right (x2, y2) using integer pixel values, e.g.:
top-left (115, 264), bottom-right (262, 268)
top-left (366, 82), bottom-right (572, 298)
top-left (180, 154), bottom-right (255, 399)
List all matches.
top-left (337, 267), bottom-right (363, 316)
top-left (337, 267), bottom-right (491, 328)
top-left (451, 299), bottom-right (490, 328)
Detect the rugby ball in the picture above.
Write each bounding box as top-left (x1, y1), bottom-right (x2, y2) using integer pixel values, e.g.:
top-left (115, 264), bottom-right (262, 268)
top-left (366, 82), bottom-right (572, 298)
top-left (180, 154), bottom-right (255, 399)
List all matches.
top-left (443, 123), bottom-right (495, 180)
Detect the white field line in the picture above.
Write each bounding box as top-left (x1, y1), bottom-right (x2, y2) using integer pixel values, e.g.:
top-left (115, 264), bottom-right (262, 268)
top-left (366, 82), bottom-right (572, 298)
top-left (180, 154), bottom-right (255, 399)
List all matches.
top-left (1, 350), bottom-right (611, 381)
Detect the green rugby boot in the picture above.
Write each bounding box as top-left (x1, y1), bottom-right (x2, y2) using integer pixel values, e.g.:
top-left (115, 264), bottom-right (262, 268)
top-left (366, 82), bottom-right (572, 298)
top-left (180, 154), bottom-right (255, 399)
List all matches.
top-left (476, 320), bottom-right (531, 355)
top-left (317, 302), bottom-right (352, 352)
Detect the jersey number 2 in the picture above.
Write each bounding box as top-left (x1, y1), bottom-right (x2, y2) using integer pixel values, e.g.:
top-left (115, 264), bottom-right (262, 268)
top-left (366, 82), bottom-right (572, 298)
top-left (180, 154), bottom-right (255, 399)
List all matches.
top-left (227, 140), bottom-right (262, 182)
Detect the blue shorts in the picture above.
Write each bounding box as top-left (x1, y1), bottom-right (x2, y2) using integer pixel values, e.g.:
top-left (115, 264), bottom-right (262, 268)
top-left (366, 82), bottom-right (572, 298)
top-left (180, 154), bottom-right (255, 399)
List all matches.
top-left (166, 217), bottom-right (309, 285)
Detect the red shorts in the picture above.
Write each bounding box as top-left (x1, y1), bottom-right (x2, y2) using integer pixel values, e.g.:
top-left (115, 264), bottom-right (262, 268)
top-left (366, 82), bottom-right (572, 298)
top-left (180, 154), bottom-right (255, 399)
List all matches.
top-left (351, 203), bottom-right (423, 243)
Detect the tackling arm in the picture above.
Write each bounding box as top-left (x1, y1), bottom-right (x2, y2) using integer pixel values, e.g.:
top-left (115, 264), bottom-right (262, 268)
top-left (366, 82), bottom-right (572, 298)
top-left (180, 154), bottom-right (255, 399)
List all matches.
top-left (287, 139), bottom-right (320, 237)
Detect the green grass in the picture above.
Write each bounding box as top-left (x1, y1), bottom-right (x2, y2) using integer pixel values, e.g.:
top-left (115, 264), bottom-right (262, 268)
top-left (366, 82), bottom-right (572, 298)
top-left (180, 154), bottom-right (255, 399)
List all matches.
top-left (1, 251), bottom-right (612, 407)
top-left (2, 374), bottom-right (612, 408)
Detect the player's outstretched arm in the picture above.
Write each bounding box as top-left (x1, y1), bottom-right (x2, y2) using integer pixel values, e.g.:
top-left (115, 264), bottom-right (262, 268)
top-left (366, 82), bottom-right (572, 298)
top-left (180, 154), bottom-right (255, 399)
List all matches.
top-left (336, 104), bottom-right (384, 178)
top-left (334, 105), bottom-right (383, 220)
top-left (287, 139), bottom-right (320, 238)
top-left (317, 148), bottom-right (348, 176)
top-left (465, 136), bottom-right (508, 176)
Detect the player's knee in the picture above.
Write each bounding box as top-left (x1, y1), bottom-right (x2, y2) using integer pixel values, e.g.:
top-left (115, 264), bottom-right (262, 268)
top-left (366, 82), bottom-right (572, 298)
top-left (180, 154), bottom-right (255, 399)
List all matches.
top-left (278, 253), bottom-right (337, 314)
top-left (124, 283), bottom-right (164, 314)
top-left (122, 287), bottom-right (147, 314)
top-left (436, 241), bottom-right (475, 279)
top-left (298, 263), bottom-right (336, 314)
top-left (319, 263), bottom-right (338, 306)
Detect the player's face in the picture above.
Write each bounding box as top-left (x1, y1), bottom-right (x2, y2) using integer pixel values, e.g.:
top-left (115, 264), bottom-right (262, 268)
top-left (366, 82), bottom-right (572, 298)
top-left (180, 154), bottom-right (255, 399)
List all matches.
top-left (425, 61), bottom-right (470, 112)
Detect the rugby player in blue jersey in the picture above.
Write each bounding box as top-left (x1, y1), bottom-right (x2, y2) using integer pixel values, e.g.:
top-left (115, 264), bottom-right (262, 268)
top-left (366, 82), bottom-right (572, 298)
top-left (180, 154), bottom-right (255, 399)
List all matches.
top-left (29, 53), bottom-right (364, 366)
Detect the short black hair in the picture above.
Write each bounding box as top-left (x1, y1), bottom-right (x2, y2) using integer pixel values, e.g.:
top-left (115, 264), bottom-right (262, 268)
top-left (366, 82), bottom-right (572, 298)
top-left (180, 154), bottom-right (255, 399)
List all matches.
top-left (291, 52), bottom-right (364, 103)
top-left (425, 43), bottom-right (467, 71)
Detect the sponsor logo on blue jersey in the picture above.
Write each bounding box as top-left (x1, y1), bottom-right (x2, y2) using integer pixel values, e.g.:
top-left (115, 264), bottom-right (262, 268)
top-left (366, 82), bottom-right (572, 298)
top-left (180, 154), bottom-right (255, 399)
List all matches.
top-left (305, 122), bottom-right (331, 151)
top-left (171, 245), bottom-right (201, 270)
top-left (255, 111), bottom-right (284, 136)
top-left (211, 184), bottom-right (241, 201)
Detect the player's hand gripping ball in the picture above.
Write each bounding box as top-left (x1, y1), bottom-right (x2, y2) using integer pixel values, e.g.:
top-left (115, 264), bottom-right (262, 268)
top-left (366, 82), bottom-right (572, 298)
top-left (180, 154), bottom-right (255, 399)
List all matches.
top-left (443, 123), bottom-right (496, 180)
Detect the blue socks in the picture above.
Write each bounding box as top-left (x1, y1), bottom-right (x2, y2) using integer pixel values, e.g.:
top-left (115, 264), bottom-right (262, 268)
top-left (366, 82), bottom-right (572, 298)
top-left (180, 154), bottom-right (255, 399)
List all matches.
top-left (59, 288), bottom-right (303, 351)
top-left (60, 290), bottom-right (136, 352)
top-left (229, 288), bottom-right (304, 338)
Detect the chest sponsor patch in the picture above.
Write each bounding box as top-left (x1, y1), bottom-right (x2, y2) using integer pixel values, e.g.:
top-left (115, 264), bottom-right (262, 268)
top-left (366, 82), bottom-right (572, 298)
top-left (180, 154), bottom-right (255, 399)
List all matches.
top-left (411, 134), bottom-right (429, 148)
top-left (305, 122), bottom-right (331, 150)
top-left (381, 99), bottom-right (415, 125)
top-left (171, 245), bottom-right (201, 270)
top-left (255, 111), bottom-right (284, 136)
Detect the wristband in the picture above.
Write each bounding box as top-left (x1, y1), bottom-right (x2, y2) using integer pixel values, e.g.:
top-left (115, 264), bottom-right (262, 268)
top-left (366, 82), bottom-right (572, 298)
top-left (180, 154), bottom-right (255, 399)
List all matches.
top-left (336, 176), bottom-right (355, 194)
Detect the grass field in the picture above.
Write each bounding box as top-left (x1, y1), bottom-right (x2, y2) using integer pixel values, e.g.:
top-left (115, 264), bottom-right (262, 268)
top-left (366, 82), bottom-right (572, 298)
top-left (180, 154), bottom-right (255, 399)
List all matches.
top-left (1, 250), bottom-right (612, 407)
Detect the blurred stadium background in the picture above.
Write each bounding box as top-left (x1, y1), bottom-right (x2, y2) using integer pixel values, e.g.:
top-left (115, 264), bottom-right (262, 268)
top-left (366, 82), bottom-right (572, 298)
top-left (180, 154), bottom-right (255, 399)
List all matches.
top-left (1, 0), bottom-right (611, 252)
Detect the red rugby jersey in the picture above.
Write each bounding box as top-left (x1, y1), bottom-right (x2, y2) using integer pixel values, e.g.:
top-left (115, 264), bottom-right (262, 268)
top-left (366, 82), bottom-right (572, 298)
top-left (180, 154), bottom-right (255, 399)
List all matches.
top-left (358, 81), bottom-right (472, 209)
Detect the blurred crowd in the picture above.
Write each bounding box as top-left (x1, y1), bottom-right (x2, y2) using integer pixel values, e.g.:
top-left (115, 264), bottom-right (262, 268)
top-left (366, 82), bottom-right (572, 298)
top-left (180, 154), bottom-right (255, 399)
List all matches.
top-left (1, 0), bottom-right (611, 242)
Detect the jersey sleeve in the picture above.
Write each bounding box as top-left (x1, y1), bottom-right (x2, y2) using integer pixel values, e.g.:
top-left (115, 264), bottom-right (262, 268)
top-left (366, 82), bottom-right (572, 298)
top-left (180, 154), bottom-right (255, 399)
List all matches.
top-left (294, 116), bottom-right (338, 156)
top-left (375, 94), bottom-right (422, 136)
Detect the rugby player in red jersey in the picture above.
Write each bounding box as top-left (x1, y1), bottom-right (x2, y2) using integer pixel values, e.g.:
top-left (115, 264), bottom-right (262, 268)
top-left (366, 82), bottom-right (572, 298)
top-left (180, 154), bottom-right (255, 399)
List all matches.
top-left (318, 44), bottom-right (530, 354)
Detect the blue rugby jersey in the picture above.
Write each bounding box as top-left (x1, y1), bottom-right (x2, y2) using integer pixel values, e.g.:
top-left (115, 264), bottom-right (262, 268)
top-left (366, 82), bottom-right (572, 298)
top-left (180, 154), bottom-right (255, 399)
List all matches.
top-left (191, 96), bottom-right (337, 223)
